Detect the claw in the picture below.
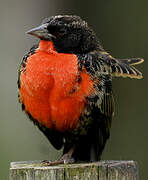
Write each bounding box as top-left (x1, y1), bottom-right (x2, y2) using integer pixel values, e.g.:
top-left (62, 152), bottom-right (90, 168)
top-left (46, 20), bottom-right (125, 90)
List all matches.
top-left (42, 146), bottom-right (76, 166)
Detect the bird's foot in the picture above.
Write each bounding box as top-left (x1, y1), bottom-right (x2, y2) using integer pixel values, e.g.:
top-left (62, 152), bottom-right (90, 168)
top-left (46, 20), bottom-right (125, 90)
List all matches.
top-left (41, 156), bottom-right (74, 166)
top-left (42, 146), bottom-right (75, 166)
top-left (60, 152), bottom-right (75, 164)
top-left (42, 159), bottom-right (64, 166)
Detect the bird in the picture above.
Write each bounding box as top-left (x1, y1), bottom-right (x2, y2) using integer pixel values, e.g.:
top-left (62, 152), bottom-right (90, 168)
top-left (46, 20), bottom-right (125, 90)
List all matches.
top-left (18, 15), bottom-right (144, 165)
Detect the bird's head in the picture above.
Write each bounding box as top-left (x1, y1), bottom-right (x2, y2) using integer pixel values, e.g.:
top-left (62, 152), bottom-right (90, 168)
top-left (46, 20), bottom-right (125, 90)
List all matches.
top-left (27, 15), bottom-right (101, 54)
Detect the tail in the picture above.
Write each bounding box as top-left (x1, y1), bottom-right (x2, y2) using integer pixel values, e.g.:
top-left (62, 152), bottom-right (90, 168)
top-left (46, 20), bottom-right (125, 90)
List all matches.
top-left (109, 57), bottom-right (144, 79)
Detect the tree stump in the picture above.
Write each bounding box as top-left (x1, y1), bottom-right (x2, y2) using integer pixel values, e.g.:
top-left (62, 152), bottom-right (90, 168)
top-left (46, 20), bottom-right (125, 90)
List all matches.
top-left (9, 160), bottom-right (138, 180)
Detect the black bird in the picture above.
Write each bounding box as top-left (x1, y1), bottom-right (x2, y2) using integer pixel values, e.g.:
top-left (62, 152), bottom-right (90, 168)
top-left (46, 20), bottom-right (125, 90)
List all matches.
top-left (18, 15), bottom-right (144, 164)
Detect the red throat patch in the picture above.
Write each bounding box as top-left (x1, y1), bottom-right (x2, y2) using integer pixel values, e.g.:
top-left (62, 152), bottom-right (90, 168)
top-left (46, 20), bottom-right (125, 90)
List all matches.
top-left (20, 40), bottom-right (94, 132)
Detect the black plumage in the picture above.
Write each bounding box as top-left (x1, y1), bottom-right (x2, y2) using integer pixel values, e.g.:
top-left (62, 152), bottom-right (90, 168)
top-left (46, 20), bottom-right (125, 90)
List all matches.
top-left (18, 15), bottom-right (143, 163)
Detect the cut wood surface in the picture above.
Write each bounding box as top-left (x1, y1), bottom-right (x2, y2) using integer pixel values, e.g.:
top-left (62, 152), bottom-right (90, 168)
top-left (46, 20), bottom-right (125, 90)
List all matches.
top-left (9, 160), bottom-right (138, 180)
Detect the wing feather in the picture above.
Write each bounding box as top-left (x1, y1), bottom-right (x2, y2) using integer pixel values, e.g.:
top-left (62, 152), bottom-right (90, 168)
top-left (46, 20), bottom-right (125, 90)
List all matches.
top-left (77, 52), bottom-right (114, 160)
top-left (99, 51), bottom-right (144, 79)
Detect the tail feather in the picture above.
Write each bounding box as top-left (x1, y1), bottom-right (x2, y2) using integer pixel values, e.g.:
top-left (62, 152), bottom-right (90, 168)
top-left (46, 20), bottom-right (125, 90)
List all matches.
top-left (109, 57), bottom-right (144, 79)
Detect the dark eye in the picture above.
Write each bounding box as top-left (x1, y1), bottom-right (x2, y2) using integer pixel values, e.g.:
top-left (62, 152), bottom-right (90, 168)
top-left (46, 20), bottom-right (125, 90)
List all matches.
top-left (58, 27), bottom-right (67, 35)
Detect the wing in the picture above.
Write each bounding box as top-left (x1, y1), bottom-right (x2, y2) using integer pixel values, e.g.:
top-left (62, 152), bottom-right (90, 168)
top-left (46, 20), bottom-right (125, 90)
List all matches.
top-left (17, 44), bottom-right (38, 89)
top-left (76, 52), bottom-right (114, 160)
top-left (87, 74), bottom-right (114, 160)
top-left (18, 45), bottom-right (64, 150)
top-left (74, 50), bottom-right (143, 160)
top-left (99, 51), bottom-right (144, 79)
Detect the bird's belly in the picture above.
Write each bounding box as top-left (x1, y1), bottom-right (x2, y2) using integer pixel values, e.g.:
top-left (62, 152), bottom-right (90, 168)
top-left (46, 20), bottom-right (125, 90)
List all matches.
top-left (20, 51), bottom-right (93, 132)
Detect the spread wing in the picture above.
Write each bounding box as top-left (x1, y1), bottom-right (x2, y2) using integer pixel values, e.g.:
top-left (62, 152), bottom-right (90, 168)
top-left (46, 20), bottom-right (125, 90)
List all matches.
top-left (99, 51), bottom-right (144, 79)
top-left (77, 50), bottom-right (143, 160)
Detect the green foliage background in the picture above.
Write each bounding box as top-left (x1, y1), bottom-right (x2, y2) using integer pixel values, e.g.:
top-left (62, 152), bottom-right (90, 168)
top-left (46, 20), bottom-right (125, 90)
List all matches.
top-left (0, 0), bottom-right (147, 179)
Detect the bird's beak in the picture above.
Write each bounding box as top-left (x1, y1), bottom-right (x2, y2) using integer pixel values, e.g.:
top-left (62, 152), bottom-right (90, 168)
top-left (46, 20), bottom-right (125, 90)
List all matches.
top-left (26, 23), bottom-right (56, 40)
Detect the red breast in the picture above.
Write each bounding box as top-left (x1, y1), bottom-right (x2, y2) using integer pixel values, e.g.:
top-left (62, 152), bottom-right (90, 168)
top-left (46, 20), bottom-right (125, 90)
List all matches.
top-left (20, 40), bottom-right (94, 132)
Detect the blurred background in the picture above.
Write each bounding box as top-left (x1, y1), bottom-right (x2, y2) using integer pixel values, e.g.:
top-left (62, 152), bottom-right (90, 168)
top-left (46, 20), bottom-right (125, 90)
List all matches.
top-left (0, 0), bottom-right (147, 179)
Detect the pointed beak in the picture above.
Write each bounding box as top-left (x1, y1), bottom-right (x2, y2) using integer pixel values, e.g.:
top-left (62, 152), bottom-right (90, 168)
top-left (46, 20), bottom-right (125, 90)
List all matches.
top-left (26, 23), bottom-right (56, 40)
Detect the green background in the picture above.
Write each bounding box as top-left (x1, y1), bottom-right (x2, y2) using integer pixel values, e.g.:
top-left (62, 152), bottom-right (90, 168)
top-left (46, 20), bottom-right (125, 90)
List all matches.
top-left (0, 0), bottom-right (147, 179)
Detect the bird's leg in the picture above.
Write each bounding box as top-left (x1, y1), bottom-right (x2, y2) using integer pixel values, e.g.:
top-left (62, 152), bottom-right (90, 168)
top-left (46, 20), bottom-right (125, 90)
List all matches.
top-left (60, 145), bottom-right (75, 164)
top-left (42, 145), bottom-right (75, 166)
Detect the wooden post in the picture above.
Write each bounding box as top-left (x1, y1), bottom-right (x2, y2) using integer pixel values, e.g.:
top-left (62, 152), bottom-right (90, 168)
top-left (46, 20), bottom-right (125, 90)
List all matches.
top-left (9, 160), bottom-right (138, 180)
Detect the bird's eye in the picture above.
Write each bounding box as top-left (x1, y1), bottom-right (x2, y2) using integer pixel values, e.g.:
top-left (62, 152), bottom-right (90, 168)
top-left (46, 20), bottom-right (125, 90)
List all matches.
top-left (58, 27), bottom-right (67, 35)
